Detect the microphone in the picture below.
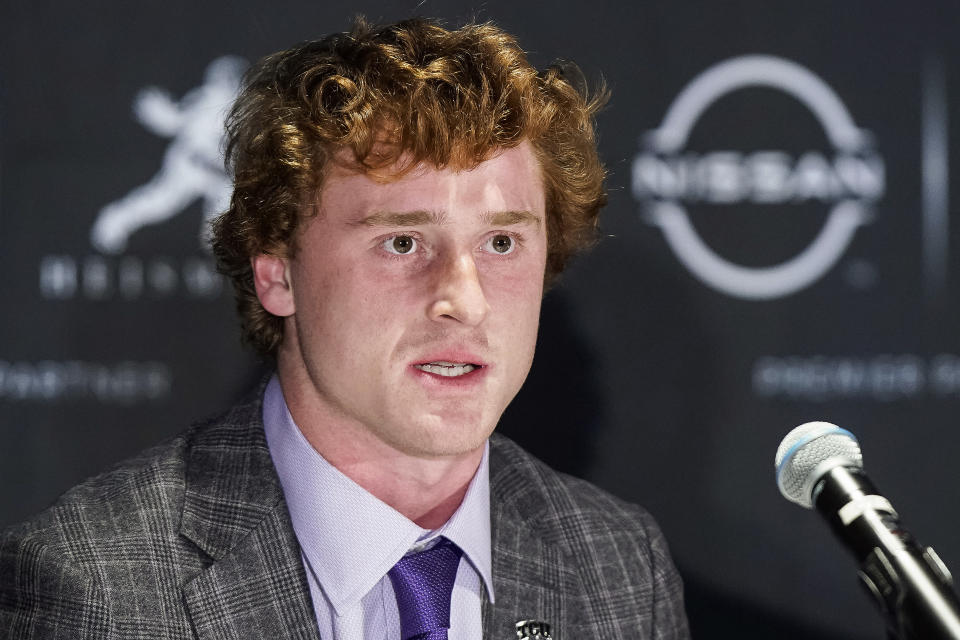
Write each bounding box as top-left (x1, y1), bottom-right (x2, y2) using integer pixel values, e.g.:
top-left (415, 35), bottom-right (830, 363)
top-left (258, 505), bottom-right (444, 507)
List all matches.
top-left (775, 422), bottom-right (960, 640)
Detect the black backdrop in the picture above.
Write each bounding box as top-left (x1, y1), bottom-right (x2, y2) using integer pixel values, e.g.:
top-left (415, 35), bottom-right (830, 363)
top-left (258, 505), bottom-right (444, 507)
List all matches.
top-left (3, 2), bottom-right (959, 638)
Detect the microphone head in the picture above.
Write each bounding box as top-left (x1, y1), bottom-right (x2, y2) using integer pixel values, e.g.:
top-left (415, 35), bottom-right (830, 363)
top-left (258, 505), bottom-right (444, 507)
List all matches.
top-left (775, 421), bottom-right (863, 508)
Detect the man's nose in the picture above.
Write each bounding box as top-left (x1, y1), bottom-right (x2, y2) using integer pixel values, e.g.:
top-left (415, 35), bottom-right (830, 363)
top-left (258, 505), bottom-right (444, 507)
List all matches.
top-left (427, 250), bottom-right (490, 326)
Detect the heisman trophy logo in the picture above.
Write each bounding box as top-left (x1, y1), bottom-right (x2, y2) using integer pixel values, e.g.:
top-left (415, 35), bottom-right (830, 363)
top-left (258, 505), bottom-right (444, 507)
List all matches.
top-left (38, 56), bottom-right (246, 303)
top-left (90, 56), bottom-right (245, 254)
top-left (632, 55), bottom-right (885, 300)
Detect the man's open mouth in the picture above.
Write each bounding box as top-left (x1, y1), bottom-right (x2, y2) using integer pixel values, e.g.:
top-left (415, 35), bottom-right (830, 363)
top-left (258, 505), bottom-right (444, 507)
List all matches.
top-left (413, 361), bottom-right (480, 377)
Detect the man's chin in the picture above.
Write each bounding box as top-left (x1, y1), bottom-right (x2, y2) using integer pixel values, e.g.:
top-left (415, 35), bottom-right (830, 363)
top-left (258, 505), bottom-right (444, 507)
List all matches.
top-left (384, 419), bottom-right (495, 460)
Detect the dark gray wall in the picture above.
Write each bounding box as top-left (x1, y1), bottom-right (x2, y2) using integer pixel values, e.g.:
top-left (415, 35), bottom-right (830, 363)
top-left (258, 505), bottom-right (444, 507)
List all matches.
top-left (3, 2), bottom-right (959, 638)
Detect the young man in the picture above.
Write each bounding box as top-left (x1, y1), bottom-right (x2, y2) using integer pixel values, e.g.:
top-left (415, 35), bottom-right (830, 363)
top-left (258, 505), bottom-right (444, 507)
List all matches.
top-left (1, 18), bottom-right (689, 639)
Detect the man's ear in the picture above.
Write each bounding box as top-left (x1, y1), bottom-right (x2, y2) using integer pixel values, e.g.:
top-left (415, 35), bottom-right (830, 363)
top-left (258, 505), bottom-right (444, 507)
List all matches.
top-left (251, 254), bottom-right (295, 317)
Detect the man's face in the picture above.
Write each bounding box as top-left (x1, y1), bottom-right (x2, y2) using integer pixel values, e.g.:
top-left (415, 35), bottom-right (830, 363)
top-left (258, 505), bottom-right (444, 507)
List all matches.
top-left (264, 142), bottom-right (547, 459)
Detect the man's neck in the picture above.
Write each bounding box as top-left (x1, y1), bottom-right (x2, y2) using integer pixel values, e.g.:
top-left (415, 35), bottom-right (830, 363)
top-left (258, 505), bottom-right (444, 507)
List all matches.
top-left (332, 451), bottom-right (479, 529)
top-left (276, 367), bottom-right (484, 530)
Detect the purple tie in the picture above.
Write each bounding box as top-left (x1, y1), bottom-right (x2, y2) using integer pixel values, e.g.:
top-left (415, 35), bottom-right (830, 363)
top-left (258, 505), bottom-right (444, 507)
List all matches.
top-left (388, 537), bottom-right (463, 640)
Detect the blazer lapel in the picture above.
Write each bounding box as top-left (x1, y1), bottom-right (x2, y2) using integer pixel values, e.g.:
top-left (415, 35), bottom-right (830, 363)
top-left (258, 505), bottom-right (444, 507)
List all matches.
top-left (178, 390), bottom-right (320, 640)
top-left (182, 503), bottom-right (319, 639)
top-left (483, 437), bottom-right (582, 640)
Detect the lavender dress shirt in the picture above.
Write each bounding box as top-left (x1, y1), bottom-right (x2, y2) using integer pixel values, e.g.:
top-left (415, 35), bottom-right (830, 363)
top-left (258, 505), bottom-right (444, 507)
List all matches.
top-left (262, 376), bottom-right (494, 640)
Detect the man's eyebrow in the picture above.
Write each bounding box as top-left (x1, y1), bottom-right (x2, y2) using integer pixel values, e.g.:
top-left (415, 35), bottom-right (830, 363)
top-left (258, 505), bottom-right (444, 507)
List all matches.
top-left (355, 210), bottom-right (446, 227)
top-left (482, 210), bottom-right (542, 228)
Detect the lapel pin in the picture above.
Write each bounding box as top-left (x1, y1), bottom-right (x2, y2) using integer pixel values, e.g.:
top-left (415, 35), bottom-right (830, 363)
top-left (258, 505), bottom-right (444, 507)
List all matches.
top-left (516, 619), bottom-right (553, 639)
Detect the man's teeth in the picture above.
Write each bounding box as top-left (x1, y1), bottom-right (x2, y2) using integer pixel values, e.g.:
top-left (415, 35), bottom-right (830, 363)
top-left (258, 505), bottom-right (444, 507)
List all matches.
top-left (415, 362), bottom-right (478, 377)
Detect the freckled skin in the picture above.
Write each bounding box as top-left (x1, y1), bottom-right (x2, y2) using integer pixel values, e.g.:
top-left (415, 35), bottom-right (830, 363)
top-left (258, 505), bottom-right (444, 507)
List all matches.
top-left (252, 142), bottom-right (547, 524)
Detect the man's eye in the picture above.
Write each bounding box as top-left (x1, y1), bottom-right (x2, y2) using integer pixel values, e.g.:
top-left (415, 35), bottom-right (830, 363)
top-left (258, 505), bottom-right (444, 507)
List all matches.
top-left (485, 234), bottom-right (514, 255)
top-left (384, 235), bottom-right (418, 255)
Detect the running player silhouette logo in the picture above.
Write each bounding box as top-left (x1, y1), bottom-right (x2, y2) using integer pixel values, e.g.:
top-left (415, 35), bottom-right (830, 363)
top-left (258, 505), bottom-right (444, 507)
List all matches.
top-left (90, 56), bottom-right (246, 254)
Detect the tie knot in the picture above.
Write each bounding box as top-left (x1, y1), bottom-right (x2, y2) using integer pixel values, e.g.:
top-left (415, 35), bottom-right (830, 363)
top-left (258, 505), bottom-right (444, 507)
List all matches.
top-left (388, 537), bottom-right (463, 640)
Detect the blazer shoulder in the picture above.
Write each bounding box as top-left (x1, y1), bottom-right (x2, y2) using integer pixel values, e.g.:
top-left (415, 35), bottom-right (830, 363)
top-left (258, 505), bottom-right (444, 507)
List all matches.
top-left (0, 391), bottom-right (271, 639)
top-left (489, 433), bottom-right (663, 545)
top-left (489, 434), bottom-right (691, 639)
top-left (0, 433), bottom-right (195, 638)
top-left (2, 432), bottom-right (191, 558)
top-left (2, 382), bottom-right (265, 553)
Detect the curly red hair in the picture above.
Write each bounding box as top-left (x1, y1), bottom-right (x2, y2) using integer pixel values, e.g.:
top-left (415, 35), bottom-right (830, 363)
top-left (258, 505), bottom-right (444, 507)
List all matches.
top-left (212, 17), bottom-right (608, 357)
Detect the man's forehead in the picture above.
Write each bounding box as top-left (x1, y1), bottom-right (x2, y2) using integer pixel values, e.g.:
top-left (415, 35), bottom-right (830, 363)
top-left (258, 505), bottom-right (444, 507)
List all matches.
top-left (318, 142), bottom-right (546, 218)
top-left (324, 141), bottom-right (541, 182)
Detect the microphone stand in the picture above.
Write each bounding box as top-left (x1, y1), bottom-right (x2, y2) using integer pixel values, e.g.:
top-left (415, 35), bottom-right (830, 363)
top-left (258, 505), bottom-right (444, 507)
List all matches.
top-left (815, 467), bottom-right (960, 639)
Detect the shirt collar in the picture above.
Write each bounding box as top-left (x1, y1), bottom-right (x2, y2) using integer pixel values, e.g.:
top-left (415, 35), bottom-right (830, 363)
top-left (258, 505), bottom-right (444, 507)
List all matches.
top-left (262, 375), bottom-right (494, 613)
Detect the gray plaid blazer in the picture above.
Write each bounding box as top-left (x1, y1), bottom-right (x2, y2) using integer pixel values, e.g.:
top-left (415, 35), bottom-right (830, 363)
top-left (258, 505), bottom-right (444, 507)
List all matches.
top-left (1, 389), bottom-right (689, 639)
